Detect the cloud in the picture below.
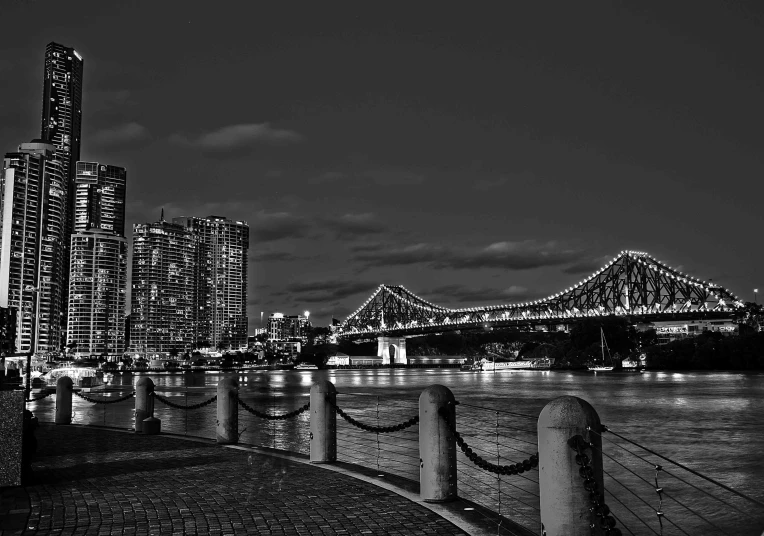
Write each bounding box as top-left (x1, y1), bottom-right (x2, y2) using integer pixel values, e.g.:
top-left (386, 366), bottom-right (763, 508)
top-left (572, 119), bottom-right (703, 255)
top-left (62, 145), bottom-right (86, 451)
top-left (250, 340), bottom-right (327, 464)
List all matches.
top-left (252, 250), bottom-right (307, 262)
top-left (284, 280), bottom-right (375, 304)
top-left (321, 213), bottom-right (386, 238)
top-left (561, 255), bottom-right (614, 275)
top-left (362, 169), bottom-right (426, 185)
top-left (422, 284), bottom-right (535, 304)
top-left (169, 123), bottom-right (303, 151)
top-left (88, 90), bottom-right (137, 114)
top-left (250, 211), bottom-right (312, 242)
top-left (474, 177), bottom-right (509, 190)
top-left (353, 240), bottom-right (585, 271)
top-left (91, 122), bottom-right (149, 146)
top-left (308, 168), bottom-right (426, 186)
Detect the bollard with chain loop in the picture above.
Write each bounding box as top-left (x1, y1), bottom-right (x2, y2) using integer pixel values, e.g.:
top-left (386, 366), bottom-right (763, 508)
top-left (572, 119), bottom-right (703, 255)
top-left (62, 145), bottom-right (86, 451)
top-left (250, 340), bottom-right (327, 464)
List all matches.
top-left (419, 384), bottom-right (457, 503)
top-left (310, 380), bottom-right (336, 463)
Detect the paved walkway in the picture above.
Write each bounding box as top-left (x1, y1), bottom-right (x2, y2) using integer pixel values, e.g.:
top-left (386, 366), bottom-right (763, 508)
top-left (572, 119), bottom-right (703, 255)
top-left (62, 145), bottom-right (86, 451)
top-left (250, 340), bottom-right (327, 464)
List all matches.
top-left (0, 424), bottom-right (533, 536)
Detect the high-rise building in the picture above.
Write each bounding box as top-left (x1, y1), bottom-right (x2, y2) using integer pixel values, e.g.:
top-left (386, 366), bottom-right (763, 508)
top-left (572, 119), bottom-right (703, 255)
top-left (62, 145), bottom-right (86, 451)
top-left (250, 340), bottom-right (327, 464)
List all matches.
top-left (0, 141), bottom-right (68, 354)
top-left (173, 216), bottom-right (249, 350)
top-left (41, 42), bottom-right (84, 349)
top-left (129, 219), bottom-right (196, 356)
top-left (74, 162), bottom-right (126, 235)
top-left (41, 42), bottom-right (83, 191)
top-left (66, 229), bottom-right (127, 359)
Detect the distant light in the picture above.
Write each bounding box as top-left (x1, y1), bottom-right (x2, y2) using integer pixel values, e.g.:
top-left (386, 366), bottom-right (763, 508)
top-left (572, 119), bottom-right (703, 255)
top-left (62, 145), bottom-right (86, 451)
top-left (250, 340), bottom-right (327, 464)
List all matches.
top-left (73, 50), bottom-right (82, 61)
top-left (755, 289), bottom-right (759, 293)
top-left (304, 311), bottom-right (310, 318)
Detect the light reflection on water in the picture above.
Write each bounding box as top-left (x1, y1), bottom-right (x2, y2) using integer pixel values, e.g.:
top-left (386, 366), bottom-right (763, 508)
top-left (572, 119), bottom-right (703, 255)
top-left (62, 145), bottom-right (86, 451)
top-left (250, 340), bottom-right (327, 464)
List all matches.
top-left (27, 368), bottom-right (764, 534)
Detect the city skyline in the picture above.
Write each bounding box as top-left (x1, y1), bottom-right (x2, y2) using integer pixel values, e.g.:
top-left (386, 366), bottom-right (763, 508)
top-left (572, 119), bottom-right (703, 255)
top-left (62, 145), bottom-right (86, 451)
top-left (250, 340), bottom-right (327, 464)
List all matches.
top-left (1, 2), bottom-right (762, 328)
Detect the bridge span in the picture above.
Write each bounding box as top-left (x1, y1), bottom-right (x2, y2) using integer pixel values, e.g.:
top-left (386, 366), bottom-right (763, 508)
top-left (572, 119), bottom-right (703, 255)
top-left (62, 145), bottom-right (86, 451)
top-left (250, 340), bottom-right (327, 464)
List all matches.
top-left (337, 250), bottom-right (743, 341)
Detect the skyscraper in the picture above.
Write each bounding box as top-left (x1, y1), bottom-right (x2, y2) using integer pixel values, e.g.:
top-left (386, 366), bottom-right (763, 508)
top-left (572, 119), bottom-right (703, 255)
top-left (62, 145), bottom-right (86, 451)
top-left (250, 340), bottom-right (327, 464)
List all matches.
top-left (66, 230), bottom-right (127, 359)
top-left (41, 42), bottom-right (83, 189)
top-left (0, 141), bottom-right (67, 354)
top-left (173, 216), bottom-right (249, 350)
top-left (129, 219), bottom-right (196, 356)
top-left (41, 42), bottom-right (84, 349)
top-left (66, 161), bottom-right (127, 360)
top-left (74, 162), bottom-right (126, 235)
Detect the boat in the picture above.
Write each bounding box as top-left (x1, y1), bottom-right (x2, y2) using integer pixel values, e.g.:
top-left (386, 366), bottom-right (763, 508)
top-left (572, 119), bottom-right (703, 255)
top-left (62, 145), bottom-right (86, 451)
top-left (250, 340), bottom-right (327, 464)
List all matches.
top-left (294, 363), bottom-right (318, 370)
top-left (41, 367), bottom-right (104, 388)
top-left (480, 357), bottom-right (554, 371)
top-left (588, 328), bottom-right (615, 372)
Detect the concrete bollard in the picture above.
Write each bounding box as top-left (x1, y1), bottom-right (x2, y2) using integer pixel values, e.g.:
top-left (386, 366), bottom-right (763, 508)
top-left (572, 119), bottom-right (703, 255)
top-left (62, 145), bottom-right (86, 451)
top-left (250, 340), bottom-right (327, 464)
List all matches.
top-left (216, 377), bottom-right (239, 444)
top-left (310, 380), bottom-right (336, 463)
top-left (538, 396), bottom-right (604, 536)
top-left (55, 376), bottom-right (73, 425)
top-left (419, 384), bottom-right (457, 503)
top-left (135, 377), bottom-right (155, 433)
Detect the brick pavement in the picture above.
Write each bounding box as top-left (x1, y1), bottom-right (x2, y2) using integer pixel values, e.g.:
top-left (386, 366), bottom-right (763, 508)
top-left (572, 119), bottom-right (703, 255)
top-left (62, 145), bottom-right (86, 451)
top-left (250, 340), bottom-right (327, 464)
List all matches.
top-left (0, 424), bottom-right (530, 536)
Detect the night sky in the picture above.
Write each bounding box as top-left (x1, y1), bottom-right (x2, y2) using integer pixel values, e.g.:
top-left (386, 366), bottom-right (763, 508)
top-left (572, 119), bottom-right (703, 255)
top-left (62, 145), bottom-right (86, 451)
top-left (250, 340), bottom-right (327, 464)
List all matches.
top-left (1, 1), bottom-right (762, 329)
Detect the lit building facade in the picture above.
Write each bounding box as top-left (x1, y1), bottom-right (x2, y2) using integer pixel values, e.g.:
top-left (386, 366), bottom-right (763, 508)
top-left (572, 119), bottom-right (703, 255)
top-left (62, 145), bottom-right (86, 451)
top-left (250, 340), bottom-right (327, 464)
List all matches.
top-left (41, 42), bottom-right (84, 348)
top-left (74, 162), bottom-right (126, 234)
top-left (66, 230), bottom-right (127, 359)
top-left (173, 216), bottom-right (249, 349)
top-left (267, 313), bottom-right (310, 341)
top-left (129, 220), bottom-right (196, 356)
top-left (0, 141), bottom-right (67, 354)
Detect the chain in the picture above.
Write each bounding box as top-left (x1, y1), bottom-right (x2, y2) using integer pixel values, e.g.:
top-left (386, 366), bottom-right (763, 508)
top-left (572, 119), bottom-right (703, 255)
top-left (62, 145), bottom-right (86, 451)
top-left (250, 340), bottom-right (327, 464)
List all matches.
top-left (25, 389), bottom-right (56, 402)
top-left (152, 392), bottom-right (217, 410)
top-left (568, 434), bottom-right (622, 536)
top-left (654, 464), bottom-right (664, 535)
top-left (72, 389), bottom-right (136, 405)
top-left (236, 396), bottom-right (309, 420)
top-left (328, 395), bottom-right (419, 433)
top-left (438, 407), bottom-right (538, 475)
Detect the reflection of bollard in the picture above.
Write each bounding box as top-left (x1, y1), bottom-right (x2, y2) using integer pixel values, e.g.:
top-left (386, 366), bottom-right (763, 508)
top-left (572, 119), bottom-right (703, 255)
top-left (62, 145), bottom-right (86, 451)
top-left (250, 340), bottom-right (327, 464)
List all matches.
top-left (55, 376), bottom-right (73, 425)
top-left (310, 380), bottom-right (336, 463)
top-left (216, 377), bottom-right (239, 444)
top-left (419, 384), bottom-right (457, 503)
top-left (538, 396), bottom-right (603, 536)
top-left (135, 377), bottom-right (155, 433)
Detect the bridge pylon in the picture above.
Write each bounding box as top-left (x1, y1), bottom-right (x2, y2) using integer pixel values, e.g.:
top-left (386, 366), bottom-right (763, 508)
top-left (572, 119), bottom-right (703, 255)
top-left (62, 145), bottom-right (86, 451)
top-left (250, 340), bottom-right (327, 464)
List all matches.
top-left (378, 336), bottom-right (407, 365)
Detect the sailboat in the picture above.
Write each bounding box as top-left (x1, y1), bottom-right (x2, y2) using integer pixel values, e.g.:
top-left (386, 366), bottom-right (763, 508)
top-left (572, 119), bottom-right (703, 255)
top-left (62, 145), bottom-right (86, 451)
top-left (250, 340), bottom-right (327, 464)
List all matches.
top-left (587, 327), bottom-right (615, 372)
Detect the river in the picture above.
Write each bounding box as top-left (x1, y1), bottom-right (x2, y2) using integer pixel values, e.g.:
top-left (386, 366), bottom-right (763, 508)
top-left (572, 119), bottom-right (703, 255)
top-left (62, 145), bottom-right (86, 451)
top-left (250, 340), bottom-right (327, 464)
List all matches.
top-left (28, 368), bottom-right (764, 535)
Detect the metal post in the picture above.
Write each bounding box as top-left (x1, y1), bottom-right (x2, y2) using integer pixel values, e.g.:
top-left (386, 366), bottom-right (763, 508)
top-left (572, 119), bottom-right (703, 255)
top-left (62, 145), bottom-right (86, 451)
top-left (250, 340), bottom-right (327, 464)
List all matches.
top-left (54, 376), bottom-right (73, 425)
top-left (419, 384), bottom-right (456, 503)
top-left (538, 396), bottom-right (604, 536)
top-left (309, 380), bottom-right (336, 463)
top-left (134, 377), bottom-right (154, 433)
top-left (216, 377), bottom-right (238, 444)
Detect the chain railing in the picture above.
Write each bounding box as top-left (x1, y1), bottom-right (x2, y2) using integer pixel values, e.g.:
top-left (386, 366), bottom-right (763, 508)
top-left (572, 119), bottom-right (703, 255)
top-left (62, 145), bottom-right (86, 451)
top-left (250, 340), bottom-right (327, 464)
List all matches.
top-left (25, 389), bottom-right (56, 403)
top-left (332, 391), bottom-right (422, 481)
top-left (72, 387), bottom-right (136, 405)
top-left (577, 424), bottom-right (764, 536)
top-left (236, 396), bottom-right (309, 420)
top-left (152, 391), bottom-right (217, 410)
top-left (453, 402), bottom-right (541, 535)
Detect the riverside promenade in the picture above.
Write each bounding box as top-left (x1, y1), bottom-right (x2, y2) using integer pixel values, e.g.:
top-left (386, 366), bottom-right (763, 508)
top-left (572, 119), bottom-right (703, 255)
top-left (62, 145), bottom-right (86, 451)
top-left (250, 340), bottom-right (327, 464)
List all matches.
top-left (0, 423), bottom-right (530, 536)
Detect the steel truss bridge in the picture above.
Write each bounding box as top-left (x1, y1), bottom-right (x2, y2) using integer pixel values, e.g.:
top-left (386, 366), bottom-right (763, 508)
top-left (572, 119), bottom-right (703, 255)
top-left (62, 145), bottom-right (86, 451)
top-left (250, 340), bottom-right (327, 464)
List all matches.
top-left (337, 250), bottom-right (743, 339)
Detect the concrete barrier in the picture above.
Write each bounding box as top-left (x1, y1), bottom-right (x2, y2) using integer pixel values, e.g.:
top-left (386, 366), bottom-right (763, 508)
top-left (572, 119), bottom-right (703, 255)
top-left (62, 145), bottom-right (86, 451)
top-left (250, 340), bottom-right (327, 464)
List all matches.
top-left (419, 384), bottom-right (457, 503)
top-left (216, 377), bottom-right (239, 444)
top-left (55, 376), bottom-right (73, 425)
top-left (538, 395), bottom-right (603, 536)
top-left (310, 380), bottom-right (336, 463)
top-left (135, 377), bottom-right (155, 433)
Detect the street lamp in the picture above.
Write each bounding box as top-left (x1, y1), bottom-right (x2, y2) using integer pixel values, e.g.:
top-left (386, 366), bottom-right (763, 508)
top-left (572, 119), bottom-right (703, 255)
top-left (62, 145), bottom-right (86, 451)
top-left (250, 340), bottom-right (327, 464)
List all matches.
top-left (755, 289), bottom-right (758, 305)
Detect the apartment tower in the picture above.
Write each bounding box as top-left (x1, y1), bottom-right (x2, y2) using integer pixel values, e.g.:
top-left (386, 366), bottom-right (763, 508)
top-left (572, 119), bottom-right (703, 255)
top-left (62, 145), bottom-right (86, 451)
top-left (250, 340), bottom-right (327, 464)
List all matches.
top-left (0, 141), bottom-right (67, 353)
top-left (66, 162), bottom-right (127, 359)
top-left (173, 216), bottom-right (249, 350)
top-left (129, 219), bottom-right (196, 356)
